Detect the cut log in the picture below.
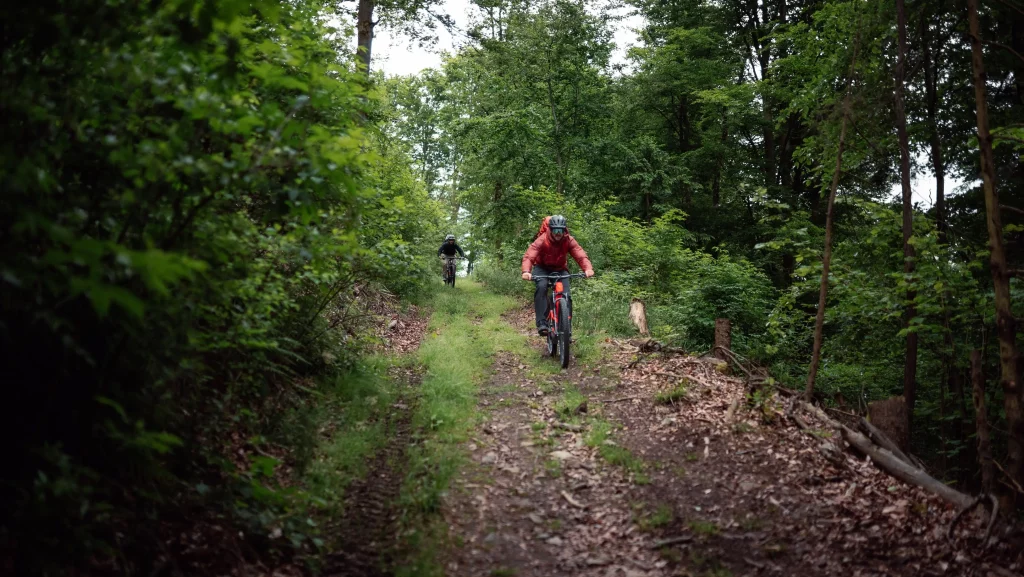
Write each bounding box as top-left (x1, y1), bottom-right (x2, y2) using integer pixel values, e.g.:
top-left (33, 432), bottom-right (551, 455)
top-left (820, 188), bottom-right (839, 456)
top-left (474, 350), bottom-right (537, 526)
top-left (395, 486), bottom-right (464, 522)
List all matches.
top-left (629, 298), bottom-right (649, 335)
top-left (867, 396), bottom-right (909, 453)
top-left (714, 318), bottom-right (731, 360)
top-left (840, 424), bottom-right (974, 509)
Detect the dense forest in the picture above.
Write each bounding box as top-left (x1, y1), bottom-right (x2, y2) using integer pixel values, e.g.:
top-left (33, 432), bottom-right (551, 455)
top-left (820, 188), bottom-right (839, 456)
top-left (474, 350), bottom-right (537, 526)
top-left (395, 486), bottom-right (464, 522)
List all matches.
top-left (2, 0), bottom-right (1023, 574)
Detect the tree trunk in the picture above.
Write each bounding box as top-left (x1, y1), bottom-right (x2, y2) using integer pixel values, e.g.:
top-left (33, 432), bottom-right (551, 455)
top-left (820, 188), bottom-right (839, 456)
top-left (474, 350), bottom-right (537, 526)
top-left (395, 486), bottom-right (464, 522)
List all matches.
top-left (968, 0), bottom-right (1024, 493)
top-left (894, 0), bottom-right (918, 440)
top-left (356, 0), bottom-right (376, 74)
top-left (712, 114), bottom-right (728, 207)
top-left (714, 318), bottom-right (732, 359)
top-left (971, 350), bottom-right (995, 493)
top-left (805, 112), bottom-right (850, 401)
top-left (953, 368), bottom-right (973, 485)
top-left (493, 180), bottom-right (504, 260)
top-left (546, 78), bottom-right (565, 195)
top-left (629, 299), bottom-right (649, 336)
top-left (922, 15), bottom-right (947, 243)
top-left (806, 22), bottom-right (861, 400)
top-left (449, 165), bottom-right (462, 223)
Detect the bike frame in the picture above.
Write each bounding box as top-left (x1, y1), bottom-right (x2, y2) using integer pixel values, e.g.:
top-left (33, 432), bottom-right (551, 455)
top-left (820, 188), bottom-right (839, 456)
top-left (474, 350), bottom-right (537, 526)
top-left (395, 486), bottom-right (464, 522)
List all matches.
top-left (441, 256), bottom-right (462, 285)
top-left (533, 272), bottom-right (586, 333)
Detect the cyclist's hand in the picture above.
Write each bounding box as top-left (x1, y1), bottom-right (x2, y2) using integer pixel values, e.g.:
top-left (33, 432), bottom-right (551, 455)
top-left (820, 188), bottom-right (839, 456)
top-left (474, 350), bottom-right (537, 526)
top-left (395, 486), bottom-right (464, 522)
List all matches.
top-left (522, 272), bottom-right (532, 281)
top-left (585, 269), bottom-right (595, 278)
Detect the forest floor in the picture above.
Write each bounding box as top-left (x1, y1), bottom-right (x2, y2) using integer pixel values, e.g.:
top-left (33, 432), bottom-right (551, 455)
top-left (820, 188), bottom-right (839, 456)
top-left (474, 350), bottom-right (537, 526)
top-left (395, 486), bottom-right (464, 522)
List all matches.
top-left (314, 281), bottom-right (1021, 577)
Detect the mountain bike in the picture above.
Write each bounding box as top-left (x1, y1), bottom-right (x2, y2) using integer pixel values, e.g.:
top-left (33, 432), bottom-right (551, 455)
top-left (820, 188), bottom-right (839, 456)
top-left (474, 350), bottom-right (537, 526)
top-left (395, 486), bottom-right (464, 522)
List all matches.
top-left (441, 256), bottom-right (463, 287)
top-left (530, 272), bottom-right (588, 369)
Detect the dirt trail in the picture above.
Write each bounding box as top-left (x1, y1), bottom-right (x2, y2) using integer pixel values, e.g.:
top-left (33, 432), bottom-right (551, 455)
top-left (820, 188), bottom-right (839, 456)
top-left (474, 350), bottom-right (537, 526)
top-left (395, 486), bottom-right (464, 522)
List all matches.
top-left (441, 306), bottom-right (1021, 577)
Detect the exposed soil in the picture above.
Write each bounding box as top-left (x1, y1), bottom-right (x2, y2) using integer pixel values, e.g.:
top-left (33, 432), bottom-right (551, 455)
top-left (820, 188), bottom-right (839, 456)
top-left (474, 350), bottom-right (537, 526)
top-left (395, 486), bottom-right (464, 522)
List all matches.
top-left (323, 380), bottom-right (415, 577)
top-left (320, 305), bottom-right (431, 577)
top-left (440, 306), bottom-right (1022, 577)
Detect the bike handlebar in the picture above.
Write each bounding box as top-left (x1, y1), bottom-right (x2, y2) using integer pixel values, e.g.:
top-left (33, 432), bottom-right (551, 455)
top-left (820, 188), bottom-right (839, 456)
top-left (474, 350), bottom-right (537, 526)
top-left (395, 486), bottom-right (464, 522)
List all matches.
top-left (526, 272), bottom-right (589, 282)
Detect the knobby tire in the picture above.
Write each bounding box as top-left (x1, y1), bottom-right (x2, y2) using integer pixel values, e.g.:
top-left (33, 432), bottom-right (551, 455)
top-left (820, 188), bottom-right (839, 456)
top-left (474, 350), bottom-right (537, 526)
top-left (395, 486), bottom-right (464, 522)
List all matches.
top-left (558, 300), bottom-right (571, 368)
top-left (546, 297), bottom-right (558, 357)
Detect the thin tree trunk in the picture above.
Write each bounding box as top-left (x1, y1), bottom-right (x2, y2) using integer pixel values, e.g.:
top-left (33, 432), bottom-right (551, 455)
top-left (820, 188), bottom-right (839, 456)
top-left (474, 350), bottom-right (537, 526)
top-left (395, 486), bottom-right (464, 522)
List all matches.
top-left (971, 350), bottom-right (995, 493)
top-left (805, 21), bottom-right (862, 401)
top-left (968, 0), bottom-right (1024, 492)
top-left (546, 78), bottom-right (565, 195)
top-left (924, 12), bottom-right (963, 474)
top-left (924, 35), bottom-right (947, 243)
top-left (493, 180), bottom-right (504, 260)
top-left (713, 114), bottom-right (728, 207)
top-left (449, 164), bottom-right (462, 223)
top-left (895, 0), bottom-right (918, 439)
top-left (356, 0), bottom-right (376, 74)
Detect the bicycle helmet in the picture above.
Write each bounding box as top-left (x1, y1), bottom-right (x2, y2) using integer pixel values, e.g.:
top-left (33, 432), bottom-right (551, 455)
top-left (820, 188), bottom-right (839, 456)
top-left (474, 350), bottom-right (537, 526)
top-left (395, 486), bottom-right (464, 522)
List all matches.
top-left (548, 215), bottom-right (567, 233)
top-left (445, 234), bottom-right (455, 241)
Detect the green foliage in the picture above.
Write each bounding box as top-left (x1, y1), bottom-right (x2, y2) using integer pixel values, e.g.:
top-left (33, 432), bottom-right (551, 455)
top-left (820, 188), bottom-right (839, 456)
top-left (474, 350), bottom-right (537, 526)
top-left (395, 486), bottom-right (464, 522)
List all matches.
top-left (655, 382), bottom-right (690, 405)
top-left (1, 0), bottom-right (444, 572)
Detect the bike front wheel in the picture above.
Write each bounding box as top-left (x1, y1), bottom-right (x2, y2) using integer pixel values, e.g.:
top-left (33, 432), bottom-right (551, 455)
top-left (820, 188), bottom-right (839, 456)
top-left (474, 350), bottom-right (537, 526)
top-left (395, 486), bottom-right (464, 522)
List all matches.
top-left (558, 301), bottom-right (571, 368)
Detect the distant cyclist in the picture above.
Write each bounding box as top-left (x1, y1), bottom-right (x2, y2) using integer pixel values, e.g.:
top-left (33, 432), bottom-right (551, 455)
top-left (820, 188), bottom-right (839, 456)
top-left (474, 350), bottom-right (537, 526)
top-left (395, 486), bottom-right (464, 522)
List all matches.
top-left (521, 215), bottom-right (594, 336)
top-left (438, 234), bottom-right (466, 277)
top-left (438, 234), bottom-right (466, 259)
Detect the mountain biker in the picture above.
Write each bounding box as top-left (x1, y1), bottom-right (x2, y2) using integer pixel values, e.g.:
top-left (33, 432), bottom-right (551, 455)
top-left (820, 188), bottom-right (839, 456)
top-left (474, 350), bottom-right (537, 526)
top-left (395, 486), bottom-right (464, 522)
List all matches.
top-left (521, 215), bottom-right (595, 336)
top-left (438, 234), bottom-right (465, 277)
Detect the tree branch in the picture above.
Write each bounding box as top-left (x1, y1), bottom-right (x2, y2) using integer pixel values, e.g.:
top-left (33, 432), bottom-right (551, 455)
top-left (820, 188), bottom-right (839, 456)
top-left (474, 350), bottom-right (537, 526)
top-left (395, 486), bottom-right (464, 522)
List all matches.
top-left (999, 204), bottom-right (1024, 216)
top-left (987, 0), bottom-right (1024, 19)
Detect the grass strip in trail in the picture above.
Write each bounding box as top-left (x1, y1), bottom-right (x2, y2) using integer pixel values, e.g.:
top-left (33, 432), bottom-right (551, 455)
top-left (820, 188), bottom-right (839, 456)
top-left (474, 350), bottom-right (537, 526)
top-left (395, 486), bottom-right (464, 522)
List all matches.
top-left (395, 281), bottom-right (524, 576)
top-left (584, 417), bottom-right (651, 485)
top-left (303, 356), bottom-right (400, 511)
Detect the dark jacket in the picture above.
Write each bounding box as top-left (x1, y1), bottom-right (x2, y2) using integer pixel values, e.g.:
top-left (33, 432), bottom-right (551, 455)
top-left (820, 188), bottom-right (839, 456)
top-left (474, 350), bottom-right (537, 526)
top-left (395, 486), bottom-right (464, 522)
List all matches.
top-left (438, 242), bottom-right (465, 257)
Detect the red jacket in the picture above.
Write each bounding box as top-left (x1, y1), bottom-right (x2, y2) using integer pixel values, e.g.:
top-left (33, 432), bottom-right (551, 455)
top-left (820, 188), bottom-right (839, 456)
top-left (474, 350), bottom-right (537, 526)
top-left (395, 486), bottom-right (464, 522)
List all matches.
top-left (522, 218), bottom-right (593, 273)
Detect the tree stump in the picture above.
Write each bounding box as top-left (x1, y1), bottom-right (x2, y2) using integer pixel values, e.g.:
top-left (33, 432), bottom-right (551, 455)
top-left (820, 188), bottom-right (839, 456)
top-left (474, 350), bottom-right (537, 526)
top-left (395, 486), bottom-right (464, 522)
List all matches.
top-left (867, 396), bottom-right (909, 453)
top-left (714, 318), bottom-right (731, 360)
top-left (629, 298), bottom-right (649, 336)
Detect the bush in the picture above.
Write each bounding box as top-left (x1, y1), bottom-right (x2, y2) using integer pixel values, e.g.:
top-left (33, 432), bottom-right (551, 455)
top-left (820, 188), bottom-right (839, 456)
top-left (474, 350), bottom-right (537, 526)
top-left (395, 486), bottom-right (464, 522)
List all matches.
top-left (0, 1), bottom-right (443, 573)
top-left (471, 200), bottom-right (775, 351)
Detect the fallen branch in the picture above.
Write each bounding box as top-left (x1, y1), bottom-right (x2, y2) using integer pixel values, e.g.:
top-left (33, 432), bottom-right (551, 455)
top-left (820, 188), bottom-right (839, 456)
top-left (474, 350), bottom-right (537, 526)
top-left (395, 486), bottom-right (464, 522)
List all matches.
top-left (790, 411), bottom-right (813, 432)
top-left (649, 535), bottom-right (693, 549)
top-left (840, 424), bottom-right (974, 509)
top-left (713, 346), bottom-right (753, 380)
top-left (825, 406), bottom-right (861, 420)
top-left (725, 397), bottom-right (742, 423)
top-left (993, 460), bottom-right (1024, 495)
top-left (858, 417), bottom-right (919, 470)
top-left (947, 493), bottom-right (999, 548)
top-left (602, 396), bottom-right (640, 403)
top-left (554, 421), bottom-right (584, 433)
top-left (743, 557), bottom-right (766, 570)
top-left (634, 338), bottom-right (687, 355)
top-left (560, 490), bottom-right (586, 509)
top-left (789, 409), bottom-right (850, 471)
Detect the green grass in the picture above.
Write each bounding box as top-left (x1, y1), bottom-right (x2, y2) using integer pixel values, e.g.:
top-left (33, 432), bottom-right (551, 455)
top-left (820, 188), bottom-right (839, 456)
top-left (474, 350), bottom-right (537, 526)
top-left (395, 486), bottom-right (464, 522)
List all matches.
top-left (555, 387), bottom-right (588, 417)
top-left (636, 503), bottom-right (674, 532)
top-left (585, 419), bottom-right (650, 484)
top-left (544, 459), bottom-right (563, 478)
top-left (688, 519), bottom-right (720, 537)
top-left (654, 380), bottom-right (689, 405)
top-left (302, 356), bottom-right (400, 520)
top-left (395, 281), bottom-right (528, 576)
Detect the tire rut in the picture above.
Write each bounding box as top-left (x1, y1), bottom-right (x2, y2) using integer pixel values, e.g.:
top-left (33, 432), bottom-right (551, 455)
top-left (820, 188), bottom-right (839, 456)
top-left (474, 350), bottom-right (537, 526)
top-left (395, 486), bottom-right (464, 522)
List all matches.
top-left (322, 370), bottom-right (419, 577)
